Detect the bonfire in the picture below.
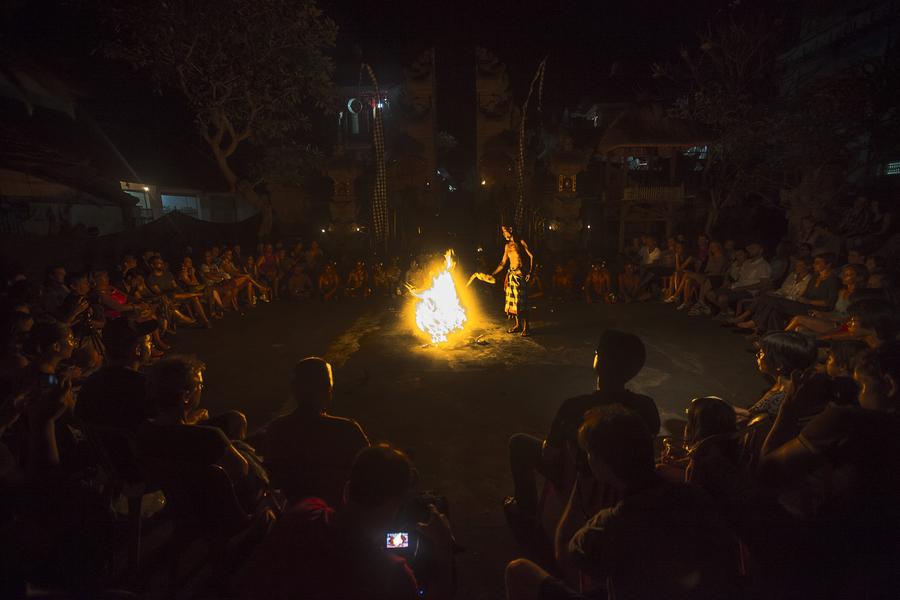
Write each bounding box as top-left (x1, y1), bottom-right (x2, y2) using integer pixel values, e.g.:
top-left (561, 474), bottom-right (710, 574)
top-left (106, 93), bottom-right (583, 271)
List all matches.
top-left (410, 250), bottom-right (467, 343)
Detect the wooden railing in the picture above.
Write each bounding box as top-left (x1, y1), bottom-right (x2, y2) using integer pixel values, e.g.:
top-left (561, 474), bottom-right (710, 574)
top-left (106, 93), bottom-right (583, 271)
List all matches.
top-left (622, 183), bottom-right (684, 204)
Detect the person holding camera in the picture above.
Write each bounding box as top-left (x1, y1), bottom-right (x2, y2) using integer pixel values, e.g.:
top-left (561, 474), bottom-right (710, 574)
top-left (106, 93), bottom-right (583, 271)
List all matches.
top-left (505, 330), bottom-right (659, 525)
top-left (233, 443), bottom-right (456, 600)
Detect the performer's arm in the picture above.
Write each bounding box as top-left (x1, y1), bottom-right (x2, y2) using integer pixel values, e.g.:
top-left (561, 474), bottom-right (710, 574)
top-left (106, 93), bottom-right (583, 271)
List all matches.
top-left (491, 247), bottom-right (508, 277)
top-left (521, 240), bottom-right (535, 276)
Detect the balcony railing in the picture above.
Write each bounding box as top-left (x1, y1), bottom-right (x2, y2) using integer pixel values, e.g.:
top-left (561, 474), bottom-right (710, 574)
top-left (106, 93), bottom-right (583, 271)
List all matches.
top-left (622, 183), bottom-right (684, 204)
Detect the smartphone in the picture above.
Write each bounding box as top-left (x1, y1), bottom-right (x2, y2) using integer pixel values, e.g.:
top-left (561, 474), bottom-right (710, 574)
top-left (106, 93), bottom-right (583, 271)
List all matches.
top-left (39, 373), bottom-right (59, 388)
top-left (385, 532), bottom-right (409, 549)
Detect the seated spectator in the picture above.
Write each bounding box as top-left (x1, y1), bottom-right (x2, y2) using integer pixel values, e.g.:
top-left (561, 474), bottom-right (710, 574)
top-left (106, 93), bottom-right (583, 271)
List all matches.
top-left (179, 255), bottom-right (225, 319)
top-left (30, 321), bottom-right (77, 381)
top-left (689, 247), bottom-right (746, 316)
top-left (221, 247), bottom-right (263, 306)
top-left (75, 318), bottom-right (157, 431)
top-left (112, 254), bottom-right (138, 287)
top-left (707, 242), bottom-right (771, 318)
top-left (506, 404), bottom-right (738, 600)
top-left (785, 263), bottom-right (868, 335)
top-left (371, 261), bottom-right (389, 296)
top-left (256, 244), bottom-right (281, 300)
top-left (552, 264), bottom-right (574, 300)
top-left (822, 298), bottom-right (900, 348)
top-left (91, 268), bottom-right (150, 321)
top-left (760, 342), bottom-right (900, 595)
top-left (505, 330), bottom-right (659, 522)
top-left (638, 235), bottom-right (662, 268)
top-left (39, 265), bottom-right (69, 317)
top-left (147, 256), bottom-right (209, 327)
top-left (582, 261), bottom-right (611, 303)
top-left (727, 255), bottom-right (813, 325)
top-left (736, 332), bottom-right (817, 421)
top-left (735, 252), bottom-right (839, 333)
top-left (319, 262), bottom-right (340, 301)
top-left (838, 193), bottom-right (872, 239)
top-left (286, 264), bottom-right (314, 300)
top-left (305, 240), bottom-right (325, 275)
top-left (138, 356), bottom-right (251, 491)
top-left (257, 357), bottom-right (369, 505)
top-left (232, 443), bottom-right (455, 600)
top-left (658, 396), bottom-right (747, 512)
top-left (662, 240), bottom-right (695, 302)
top-left (617, 261), bottom-right (648, 303)
top-left (344, 261), bottom-right (370, 299)
top-left (677, 240), bottom-right (727, 310)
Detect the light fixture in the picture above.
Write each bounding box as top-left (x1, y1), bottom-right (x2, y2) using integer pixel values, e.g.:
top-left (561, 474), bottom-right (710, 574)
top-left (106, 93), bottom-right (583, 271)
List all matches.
top-left (355, 227), bottom-right (360, 232)
top-left (321, 228), bottom-right (326, 233)
top-left (142, 186), bottom-right (150, 192)
top-left (481, 179), bottom-right (487, 186)
top-left (587, 225), bottom-right (591, 229)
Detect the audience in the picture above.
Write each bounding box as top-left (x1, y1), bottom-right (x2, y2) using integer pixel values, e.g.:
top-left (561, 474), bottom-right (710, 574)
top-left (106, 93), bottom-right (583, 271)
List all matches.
top-left (2, 215), bottom-right (900, 598)
top-left (506, 404), bottom-right (739, 600)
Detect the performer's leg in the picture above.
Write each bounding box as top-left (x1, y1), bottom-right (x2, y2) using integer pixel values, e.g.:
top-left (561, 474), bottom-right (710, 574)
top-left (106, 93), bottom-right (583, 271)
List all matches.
top-left (508, 315), bottom-right (521, 333)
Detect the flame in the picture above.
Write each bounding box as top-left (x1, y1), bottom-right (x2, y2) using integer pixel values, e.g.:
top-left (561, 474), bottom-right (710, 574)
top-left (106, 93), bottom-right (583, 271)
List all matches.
top-left (412, 250), bottom-right (467, 343)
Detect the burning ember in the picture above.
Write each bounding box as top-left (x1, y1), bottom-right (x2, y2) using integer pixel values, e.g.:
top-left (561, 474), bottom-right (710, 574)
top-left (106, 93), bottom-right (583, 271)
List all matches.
top-left (410, 250), bottom-right (467, 343)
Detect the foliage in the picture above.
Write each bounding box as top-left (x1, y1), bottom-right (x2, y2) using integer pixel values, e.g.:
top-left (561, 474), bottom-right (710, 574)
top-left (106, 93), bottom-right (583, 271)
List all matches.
top-left (94, 0), bottom-right (336, 195)
top-left (655, 9), bottom-right (899, 233)
top-left (653, 12), bottom-right (784, 233)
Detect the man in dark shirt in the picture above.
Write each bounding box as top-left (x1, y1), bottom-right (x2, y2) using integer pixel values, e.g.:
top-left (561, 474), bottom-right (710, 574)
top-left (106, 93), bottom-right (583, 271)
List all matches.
top-left (232, 443), bottom-right (455, 600)
top-left (146, 256), bottom-right (209, 327)
top-left (506, 330), bottom-right (660, 520)
top-left (257, 357), bottom-right (370, 505)
top-left (138, 356), bottom-right (249, 485)
top-left (761, 341), bottom-right (900, 595)
top-left (75, 317), bottom-right (157, 431)
top-left (506, 405), bottom-right (738, 600)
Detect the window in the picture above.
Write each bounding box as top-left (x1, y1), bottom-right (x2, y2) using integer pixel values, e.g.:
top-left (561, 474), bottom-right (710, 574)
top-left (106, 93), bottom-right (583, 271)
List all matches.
top-left (886, 161), bottom-right (900, 176)
top-left (123, 189), bottom-right (151, 209)
top-left (161, 194), bottom-right (199, 216)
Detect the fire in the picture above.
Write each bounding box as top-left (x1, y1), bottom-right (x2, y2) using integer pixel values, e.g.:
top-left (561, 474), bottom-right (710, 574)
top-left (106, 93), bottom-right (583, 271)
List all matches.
top-left (411, 250), bottom-right (467, 343)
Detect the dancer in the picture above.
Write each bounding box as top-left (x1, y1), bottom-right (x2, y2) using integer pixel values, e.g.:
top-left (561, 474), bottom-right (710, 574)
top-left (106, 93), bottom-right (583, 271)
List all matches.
top-left (492, 225), bottom-right (534, 335)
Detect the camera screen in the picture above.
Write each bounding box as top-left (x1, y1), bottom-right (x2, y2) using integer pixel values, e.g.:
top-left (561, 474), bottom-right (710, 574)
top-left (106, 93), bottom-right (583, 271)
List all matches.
top-left (385, 532), bottom-right (409, 549)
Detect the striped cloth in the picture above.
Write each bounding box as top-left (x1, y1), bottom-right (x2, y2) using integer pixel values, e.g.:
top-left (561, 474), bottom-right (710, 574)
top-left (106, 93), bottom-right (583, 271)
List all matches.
top-left (505, 270), bottom-right (528, 316)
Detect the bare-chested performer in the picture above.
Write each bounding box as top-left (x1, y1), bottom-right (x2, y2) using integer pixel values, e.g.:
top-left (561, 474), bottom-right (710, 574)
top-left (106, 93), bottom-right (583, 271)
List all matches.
top-left (492, 225), bottom-right (535, 336)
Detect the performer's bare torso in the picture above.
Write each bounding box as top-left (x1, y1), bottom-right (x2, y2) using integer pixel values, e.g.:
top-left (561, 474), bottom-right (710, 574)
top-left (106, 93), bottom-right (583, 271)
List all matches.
top-left (504, 240), bottom-right (525, 273)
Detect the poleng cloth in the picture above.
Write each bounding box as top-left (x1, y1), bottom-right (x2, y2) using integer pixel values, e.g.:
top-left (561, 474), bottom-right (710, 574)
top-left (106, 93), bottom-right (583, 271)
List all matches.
top-left (505, 269), bottom-right (528, 316)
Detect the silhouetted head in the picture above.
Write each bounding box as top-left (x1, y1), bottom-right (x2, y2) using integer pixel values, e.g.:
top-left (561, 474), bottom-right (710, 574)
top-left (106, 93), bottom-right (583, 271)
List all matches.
top-left (594, 330), bottom-right (646, 389)
top-left (291, 356), bottom-right (333, 415)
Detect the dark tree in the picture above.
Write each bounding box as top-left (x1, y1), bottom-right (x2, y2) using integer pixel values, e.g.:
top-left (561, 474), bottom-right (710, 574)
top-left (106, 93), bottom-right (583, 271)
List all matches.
top-left (94, 0), bottom-right (336, 233)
